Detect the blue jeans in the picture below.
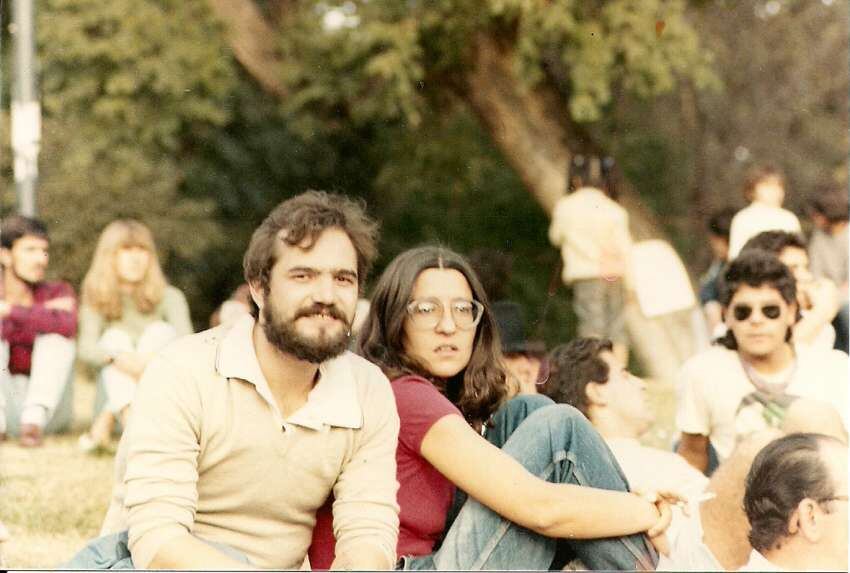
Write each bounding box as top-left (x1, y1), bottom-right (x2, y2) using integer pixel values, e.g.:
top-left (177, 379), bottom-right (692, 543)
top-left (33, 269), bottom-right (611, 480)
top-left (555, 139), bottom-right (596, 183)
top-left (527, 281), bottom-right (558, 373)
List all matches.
top-left (62, 530), bottom-right (252, 569)
top-left (406, 396), bottom-right (657, 570)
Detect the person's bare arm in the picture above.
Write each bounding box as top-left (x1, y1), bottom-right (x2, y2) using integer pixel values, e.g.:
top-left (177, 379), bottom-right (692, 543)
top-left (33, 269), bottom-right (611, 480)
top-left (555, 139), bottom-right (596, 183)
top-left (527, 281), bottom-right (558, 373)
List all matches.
top-left (420, 414), bottom-right (664, 540)
top-left (677, 433), bottom-right (710, 474)
top-left (793, 278), bottom-right (839, 345)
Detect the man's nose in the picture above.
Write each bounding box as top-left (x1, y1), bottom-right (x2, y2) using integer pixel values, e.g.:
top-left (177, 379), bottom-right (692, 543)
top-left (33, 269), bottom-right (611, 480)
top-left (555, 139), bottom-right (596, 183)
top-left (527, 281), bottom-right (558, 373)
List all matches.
top-left (312, 274), bottom-right (335, 303)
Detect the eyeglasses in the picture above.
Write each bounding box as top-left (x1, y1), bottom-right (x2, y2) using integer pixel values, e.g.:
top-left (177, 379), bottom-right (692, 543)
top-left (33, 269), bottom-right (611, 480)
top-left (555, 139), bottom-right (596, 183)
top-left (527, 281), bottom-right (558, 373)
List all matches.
top-left (406, 297), bottom-right (484, 331)
top-left (820, 495), bottom-right (850, 503)
top-left (732, 303), bottom-right (782, 321)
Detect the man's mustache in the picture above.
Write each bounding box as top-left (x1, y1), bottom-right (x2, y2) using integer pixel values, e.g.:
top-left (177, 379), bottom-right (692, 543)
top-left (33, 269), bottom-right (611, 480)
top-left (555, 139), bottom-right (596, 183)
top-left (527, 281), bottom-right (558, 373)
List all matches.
top-left (295, 303), bottom-right (348, 323)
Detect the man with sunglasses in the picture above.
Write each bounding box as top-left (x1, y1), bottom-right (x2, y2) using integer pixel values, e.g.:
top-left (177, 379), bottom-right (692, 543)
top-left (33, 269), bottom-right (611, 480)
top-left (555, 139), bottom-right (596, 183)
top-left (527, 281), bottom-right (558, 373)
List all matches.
top-left (676, 250), bottom-right (848, 475)
top-left (740, 230), bottom-right (839, 351)
top-left (740, 432), bottom-right (847, 571)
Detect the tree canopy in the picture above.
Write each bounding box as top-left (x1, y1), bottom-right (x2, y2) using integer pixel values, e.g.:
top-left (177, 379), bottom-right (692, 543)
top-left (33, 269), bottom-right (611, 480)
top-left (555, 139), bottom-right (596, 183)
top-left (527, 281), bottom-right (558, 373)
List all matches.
top-left (0, 0), bottom-right (842, 372)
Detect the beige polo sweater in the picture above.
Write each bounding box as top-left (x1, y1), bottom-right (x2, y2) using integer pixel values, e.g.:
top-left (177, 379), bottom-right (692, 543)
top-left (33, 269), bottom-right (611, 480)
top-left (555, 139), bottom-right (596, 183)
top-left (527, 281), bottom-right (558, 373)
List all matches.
top-left (122, 316), bottom-right (400, 569)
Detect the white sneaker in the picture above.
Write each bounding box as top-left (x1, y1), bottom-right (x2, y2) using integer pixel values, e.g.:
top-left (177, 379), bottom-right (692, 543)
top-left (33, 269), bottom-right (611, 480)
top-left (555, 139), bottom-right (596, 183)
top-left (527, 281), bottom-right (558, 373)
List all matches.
top-left (78, 432), bottom-right (97, 453)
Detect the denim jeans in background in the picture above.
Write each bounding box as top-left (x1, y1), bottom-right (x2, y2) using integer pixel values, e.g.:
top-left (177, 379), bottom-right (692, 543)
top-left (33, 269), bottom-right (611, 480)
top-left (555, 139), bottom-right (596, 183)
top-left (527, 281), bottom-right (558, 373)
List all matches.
top-left (407, 396), bottom-right (657, 571)
top-left (62, 529), bottom-right (253, 569)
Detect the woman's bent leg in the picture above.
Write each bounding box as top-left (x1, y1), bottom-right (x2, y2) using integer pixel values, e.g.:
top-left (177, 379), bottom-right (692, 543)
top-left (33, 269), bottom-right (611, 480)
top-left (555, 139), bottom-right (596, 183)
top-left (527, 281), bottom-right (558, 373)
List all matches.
top-left (431, 404), bottom-right (656, 571)
top-left (485, 394), bottom-right (554, 448)
top-left (441, 395), bottom-right (554, 546)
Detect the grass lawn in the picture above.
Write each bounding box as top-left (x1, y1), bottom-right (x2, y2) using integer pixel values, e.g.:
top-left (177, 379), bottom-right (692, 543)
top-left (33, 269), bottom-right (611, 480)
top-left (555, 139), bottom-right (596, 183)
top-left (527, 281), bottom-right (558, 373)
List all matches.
top-left (0, 371), bottom-right (678, 568)
top-left (0, 374), bottom-right (114, 568)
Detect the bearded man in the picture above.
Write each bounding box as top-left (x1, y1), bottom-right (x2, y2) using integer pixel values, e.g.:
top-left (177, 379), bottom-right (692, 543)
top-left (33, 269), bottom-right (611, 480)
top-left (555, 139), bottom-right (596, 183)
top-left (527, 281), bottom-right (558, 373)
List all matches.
top-left (67, 191), bottom-right (400, 570)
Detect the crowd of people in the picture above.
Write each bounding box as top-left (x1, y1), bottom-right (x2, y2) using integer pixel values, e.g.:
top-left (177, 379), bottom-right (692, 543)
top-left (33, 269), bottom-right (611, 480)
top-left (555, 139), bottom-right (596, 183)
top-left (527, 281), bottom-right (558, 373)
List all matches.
top-left (0, 160), bottom-right (845, 571)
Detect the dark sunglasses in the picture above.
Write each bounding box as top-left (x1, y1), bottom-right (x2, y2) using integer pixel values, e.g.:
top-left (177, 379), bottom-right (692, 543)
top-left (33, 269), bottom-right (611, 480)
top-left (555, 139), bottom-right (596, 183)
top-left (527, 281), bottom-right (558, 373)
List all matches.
top-left (732, 303), bottom-right (782, 321)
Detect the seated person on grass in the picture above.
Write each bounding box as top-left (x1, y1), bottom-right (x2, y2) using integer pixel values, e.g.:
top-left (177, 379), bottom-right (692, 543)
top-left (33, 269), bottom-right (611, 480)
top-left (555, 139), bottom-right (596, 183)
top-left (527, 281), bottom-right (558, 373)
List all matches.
top-left (0, 215), bottom-right (76, 447)
top-left (545, 336), bottom-right (847, 571)
top-left (740, 432), bottom-right (847, 571)
top-left (77, 220), bottom-right (193, 452)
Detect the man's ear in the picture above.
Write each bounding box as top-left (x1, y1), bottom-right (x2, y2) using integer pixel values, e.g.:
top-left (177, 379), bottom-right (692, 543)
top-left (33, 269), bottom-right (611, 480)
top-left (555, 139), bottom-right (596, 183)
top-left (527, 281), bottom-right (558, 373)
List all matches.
top-left (248, 281), bottom-right (265, 313)
top-left (585, 381), bottom-right (608, 407)
top-left (0, 247), bottom-right (11, 268)
top-left (794, 498), bottom-right (824, 543)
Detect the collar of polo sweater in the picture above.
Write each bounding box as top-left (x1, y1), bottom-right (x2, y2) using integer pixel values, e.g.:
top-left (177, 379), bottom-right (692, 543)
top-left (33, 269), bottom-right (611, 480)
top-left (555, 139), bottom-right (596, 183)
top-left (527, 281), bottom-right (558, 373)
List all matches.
top-left (215, 314), bottom-right (363, 431)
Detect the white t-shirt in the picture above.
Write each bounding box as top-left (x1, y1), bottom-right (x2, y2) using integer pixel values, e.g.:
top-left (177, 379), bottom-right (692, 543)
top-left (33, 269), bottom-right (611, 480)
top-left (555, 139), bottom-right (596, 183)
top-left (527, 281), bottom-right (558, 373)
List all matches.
top-left (738, 549), bottom-right (782, 571)
top-left (676, 345), bottom-right (848, 459)
top-left (608, 439), bottom-right (721, 571)
top-left (656, 504), bottom-right (724, 572)
top-left (605, 437), bottom-right (709, 499)
top-left (728, 203), bottom-right (801, 259)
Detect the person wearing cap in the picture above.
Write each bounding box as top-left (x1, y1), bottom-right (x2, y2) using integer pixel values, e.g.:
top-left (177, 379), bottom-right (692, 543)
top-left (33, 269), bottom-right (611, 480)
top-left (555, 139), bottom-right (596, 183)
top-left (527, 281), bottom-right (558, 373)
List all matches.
top-left (492, 300), bottom-right (546, 395)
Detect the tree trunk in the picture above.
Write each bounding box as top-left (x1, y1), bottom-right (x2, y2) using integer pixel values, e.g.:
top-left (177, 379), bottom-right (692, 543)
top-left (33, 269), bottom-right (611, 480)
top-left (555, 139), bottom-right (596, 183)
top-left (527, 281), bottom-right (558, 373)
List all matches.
top-left (462, 34), bottom-right (699, 384)
top-left (207, 0), bottom-right (289, 98)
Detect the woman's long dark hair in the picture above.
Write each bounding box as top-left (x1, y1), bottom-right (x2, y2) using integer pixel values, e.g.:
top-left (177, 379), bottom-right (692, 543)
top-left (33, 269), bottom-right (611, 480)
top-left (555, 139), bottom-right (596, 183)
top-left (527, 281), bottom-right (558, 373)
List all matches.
top-left (358, 246), bottom-right (509, 425)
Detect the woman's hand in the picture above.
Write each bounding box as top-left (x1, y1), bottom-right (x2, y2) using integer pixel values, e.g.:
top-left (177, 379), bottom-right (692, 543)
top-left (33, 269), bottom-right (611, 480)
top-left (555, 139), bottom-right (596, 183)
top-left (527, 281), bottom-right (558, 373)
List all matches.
top-left (634, 490), bottom-right (687, 556)
top-left (113, 351), bottom-right (148, 379)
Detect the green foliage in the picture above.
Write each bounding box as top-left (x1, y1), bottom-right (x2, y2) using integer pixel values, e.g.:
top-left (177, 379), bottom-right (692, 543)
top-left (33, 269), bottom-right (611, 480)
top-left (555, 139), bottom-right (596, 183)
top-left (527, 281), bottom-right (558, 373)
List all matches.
top-left (34, 0), bottom-right (239, 323)
top-left (277, 0), bottom-right (717, 125)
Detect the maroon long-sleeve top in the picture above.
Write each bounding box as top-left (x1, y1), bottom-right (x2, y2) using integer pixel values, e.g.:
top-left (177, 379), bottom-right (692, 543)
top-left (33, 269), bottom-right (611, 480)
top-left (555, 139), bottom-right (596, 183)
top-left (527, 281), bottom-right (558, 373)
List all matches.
top-left (1, 281), bottom-right (78, 375)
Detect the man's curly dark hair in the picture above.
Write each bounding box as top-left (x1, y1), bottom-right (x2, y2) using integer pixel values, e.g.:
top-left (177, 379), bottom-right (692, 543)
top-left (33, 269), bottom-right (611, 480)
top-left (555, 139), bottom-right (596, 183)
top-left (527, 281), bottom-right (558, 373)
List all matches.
top-left (543, 337), bottom-right (613, 417)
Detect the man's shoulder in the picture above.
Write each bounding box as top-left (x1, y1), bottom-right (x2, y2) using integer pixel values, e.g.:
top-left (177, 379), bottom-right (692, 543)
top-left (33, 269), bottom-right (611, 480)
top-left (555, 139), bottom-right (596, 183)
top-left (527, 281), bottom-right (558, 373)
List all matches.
top-left (155, 325), bottom-right (227, 370)
top-left (325, 351), bottom-right (390, 399)
top-left (796, 346), bottom-right (848, 375)
top-left (682, 344), bottom-right (740, 372)
top-left (326, 352), bottom-right (391, 395)
top-left (35, 280), bottom-right (75, 297)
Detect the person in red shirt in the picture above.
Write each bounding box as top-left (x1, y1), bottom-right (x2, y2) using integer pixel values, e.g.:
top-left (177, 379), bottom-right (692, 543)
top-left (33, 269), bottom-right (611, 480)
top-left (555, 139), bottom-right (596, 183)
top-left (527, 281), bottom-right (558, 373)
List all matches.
top-left (0, 215), bottom-right (77, 447)
top-left (311, 246), bottom-right (680, 570)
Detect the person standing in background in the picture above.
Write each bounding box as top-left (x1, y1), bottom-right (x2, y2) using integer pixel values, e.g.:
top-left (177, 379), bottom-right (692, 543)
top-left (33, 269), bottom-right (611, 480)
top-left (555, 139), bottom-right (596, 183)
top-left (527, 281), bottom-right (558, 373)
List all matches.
top-left (807, 187), bottom-right (849, 352)
top-left (700, 208), bottom-right (736, 338)
top-left (727, 165), bottom-right (801, 259)
top-left (548, 155), bottom-right (632, 366)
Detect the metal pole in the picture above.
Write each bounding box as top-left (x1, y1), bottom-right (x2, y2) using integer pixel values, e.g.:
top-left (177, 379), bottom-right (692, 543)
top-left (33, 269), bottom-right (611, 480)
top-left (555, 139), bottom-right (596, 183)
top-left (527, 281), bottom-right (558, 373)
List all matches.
top-left (11, 0), bottom-right (38, 217)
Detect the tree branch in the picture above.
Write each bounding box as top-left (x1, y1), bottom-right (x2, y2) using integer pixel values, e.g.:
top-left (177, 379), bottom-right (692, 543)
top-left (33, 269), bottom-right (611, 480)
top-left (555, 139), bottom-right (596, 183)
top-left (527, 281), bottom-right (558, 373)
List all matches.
top-left (207, 0), bottom-right (288, 98)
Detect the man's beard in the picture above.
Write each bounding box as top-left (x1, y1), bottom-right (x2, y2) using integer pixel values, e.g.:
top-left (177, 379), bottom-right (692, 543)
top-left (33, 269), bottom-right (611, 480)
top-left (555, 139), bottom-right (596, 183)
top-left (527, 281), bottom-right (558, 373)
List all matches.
top-left (11, 262), bottom-right (43, 286)
top-left (261, 301), bottom-right (351, 363)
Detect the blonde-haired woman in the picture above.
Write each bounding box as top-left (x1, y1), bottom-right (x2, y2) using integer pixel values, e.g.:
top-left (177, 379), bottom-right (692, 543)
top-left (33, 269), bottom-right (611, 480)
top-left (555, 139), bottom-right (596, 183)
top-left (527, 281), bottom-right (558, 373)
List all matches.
top-left (78, 220), bottom-right (192, 451)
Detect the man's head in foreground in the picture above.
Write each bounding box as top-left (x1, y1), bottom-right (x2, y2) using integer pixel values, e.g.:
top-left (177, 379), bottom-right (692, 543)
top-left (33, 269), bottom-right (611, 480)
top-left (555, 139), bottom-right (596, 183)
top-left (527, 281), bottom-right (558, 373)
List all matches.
top-left (243, 191), bottom-right (379, 363)
top-left (744, 432), bottom-right (848, 570)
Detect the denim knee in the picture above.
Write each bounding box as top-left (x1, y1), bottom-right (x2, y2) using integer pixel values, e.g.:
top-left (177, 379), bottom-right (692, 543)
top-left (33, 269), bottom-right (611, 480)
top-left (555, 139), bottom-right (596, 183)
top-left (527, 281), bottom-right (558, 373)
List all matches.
top-left (487, 394), bottom-right (554, 448)
top-left (502, 394), bottom-right (553, 415)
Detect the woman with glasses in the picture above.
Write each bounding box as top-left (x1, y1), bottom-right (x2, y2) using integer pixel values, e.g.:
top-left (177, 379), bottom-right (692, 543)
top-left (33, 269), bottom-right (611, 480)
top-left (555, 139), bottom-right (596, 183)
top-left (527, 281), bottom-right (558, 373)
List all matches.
top-left (309, 246), bottom-right (675, 570)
